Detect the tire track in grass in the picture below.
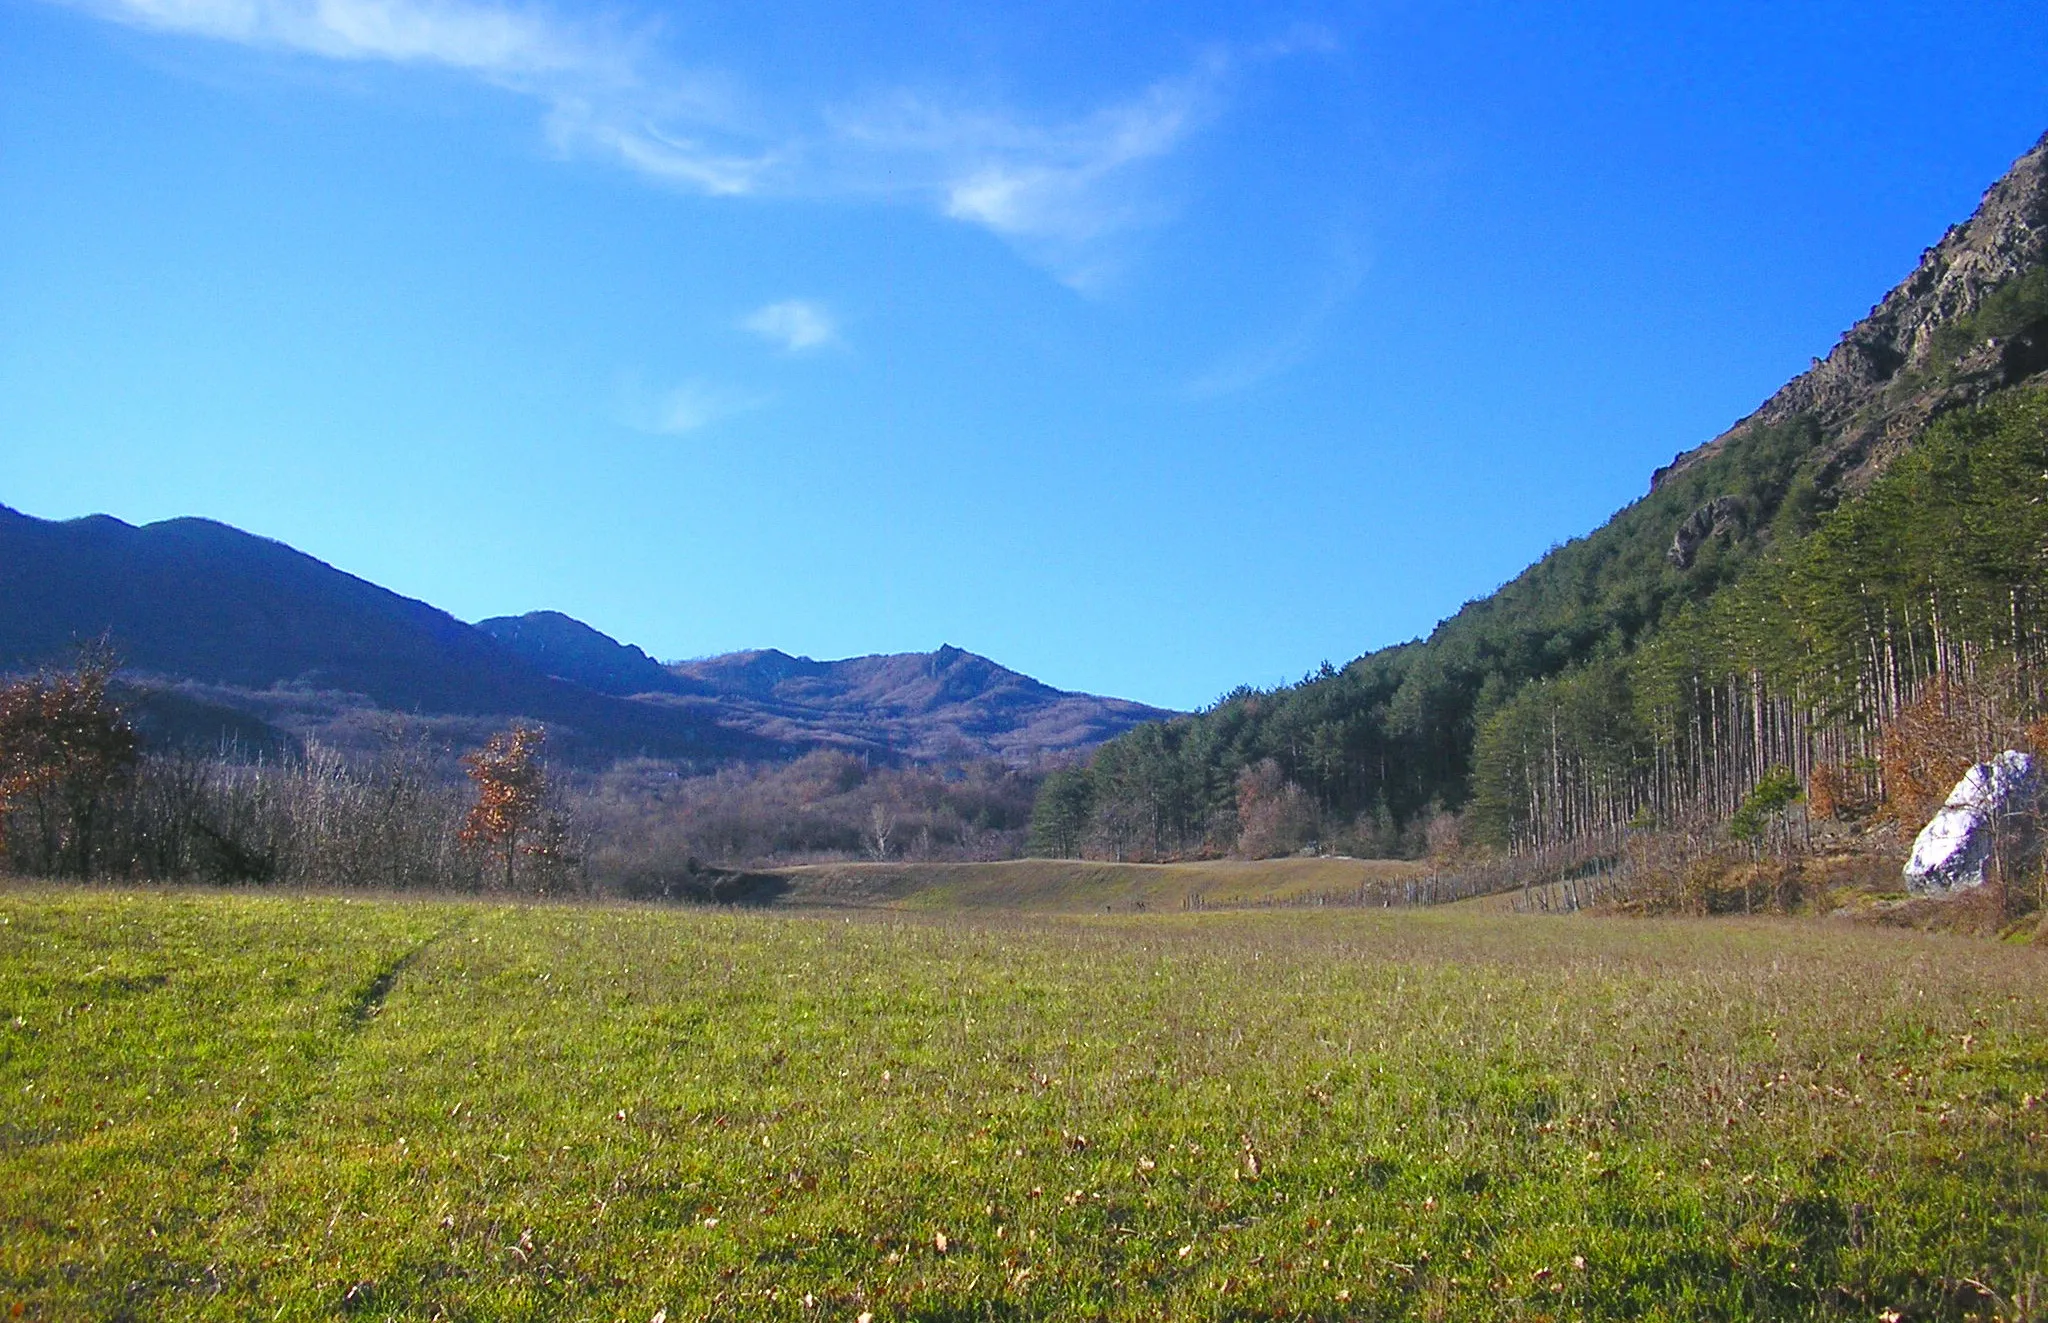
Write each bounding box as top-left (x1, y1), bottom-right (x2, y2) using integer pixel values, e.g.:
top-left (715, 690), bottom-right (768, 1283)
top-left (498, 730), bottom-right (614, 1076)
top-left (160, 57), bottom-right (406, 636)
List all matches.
top-left (160, 915), bottom-right (474, 1319)
top-left (340, 929), bottom-right (448, 1029)
top-left (212, 918), bottom-right (469, 1214)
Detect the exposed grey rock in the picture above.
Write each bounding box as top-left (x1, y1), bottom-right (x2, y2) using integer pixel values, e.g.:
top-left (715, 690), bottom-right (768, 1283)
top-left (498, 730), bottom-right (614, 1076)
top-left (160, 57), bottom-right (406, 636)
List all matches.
top-left (1903, 750), bottom-right (2038, 894)
top-left (1667, 495), bottom-right (1747, 569)
top-left (1652, 130), bottom-right (2048, 497)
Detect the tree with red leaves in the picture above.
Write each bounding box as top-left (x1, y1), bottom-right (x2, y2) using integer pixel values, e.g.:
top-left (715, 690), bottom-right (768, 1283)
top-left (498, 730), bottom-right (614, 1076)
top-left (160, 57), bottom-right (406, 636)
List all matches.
top-left (459, 723), bottom-right (549, 891)
top-left (0, 647), bottom-right (140, 877)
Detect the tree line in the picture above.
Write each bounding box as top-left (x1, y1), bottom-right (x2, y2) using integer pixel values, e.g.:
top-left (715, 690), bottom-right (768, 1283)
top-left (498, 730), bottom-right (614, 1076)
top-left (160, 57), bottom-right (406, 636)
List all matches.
top-left (1029, 403), bottom-right (1836, 861)
top-left (0, 652), bottom-right (1040, 893)
top-left (1034, 369), bottom-right (2048, 866)
top-left (0, 650), bottom-right (585, 892)
top-left (1471, 386), bottom-right (2048, 851)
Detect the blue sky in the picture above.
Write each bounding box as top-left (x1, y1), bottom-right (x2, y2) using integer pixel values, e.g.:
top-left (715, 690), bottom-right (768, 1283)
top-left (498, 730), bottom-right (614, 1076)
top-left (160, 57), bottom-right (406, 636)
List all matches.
top-left (2, 0), bottom-right (2045, 711)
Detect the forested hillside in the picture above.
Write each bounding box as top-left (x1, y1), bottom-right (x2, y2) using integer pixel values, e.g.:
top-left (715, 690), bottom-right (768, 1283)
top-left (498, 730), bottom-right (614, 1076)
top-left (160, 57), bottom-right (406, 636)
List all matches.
top-left (1472, 386), bottom-right (2048, 850)
top-left (1036, 131), bottom-right (2048, 862)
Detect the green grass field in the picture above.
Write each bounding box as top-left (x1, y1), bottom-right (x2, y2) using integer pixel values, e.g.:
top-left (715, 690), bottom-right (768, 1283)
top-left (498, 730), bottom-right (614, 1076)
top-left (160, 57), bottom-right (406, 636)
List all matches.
top-left (768, 857), bottom-right (1427, 913)
top-left (4, 885), bottom-right (2047, 1321)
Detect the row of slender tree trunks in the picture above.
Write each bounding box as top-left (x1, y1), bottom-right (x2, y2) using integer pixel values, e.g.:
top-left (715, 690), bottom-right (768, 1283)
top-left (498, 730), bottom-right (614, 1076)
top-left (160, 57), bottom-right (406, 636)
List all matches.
top-left (1488, 593), bottom-right (2048, 893)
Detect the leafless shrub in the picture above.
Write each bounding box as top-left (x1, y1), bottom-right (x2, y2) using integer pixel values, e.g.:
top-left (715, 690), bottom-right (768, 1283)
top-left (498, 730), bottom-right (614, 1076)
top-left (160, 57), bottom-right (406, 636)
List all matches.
top-left (569, 750), bottom-right (1037, 884)
top-left (1234, 759), bottom-right (1317, 859)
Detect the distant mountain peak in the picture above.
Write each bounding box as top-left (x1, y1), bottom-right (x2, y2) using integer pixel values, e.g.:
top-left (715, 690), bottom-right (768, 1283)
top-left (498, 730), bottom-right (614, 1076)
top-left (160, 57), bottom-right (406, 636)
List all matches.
top-left (667, 644), bottom-right (1172, 761)
top-left (474, 611), bottom-right (681, 697)
top-left (0, 506), bottom-right (781, 764)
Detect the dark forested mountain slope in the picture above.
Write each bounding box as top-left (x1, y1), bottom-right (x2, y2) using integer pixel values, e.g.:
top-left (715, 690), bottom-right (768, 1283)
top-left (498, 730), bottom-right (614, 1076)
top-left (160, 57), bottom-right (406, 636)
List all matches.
top-left (1052, 129), bottom-right (2048, 857)
top-left (475, 611), bottom-right (692, 698)
top-left (0, 507), bottom-right (779, 762)
top-left (0, 512), bottom-right (1165, 765)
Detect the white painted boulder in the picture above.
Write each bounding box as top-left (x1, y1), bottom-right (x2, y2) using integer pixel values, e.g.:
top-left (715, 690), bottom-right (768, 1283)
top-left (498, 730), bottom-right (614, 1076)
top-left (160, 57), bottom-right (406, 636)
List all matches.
top-left (1903, 750), bottom-right (2037, 895)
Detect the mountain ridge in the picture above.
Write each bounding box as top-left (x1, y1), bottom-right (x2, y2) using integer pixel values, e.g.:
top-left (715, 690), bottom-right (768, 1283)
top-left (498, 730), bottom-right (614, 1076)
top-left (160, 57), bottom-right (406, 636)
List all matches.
top-left (0, 504), bottom-right (781, 764)
top-left (483, 616), bottom-right (1178, 763)
top-left (0, 505), bottom-right (1169, 765)
top-left (1654, 128), bottom-right (2048, 498)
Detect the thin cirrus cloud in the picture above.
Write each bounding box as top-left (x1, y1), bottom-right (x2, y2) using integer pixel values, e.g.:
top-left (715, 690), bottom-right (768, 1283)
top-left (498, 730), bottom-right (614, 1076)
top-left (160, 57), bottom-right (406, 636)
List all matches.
top-left (58, 0), bottom-right (1322, 284)
top-left (743, 300), bottom-right (839, 353)
top-left (66, 0), bottom-right (780, 193)
top-left (825, 52), bottom-right (1235, 288)
top-left (1183, 235), bottom-right (1371, 399)
top-left (616, 378), bottom-right (767, 437)
top-left (71, 0), bottom-right (597, 72)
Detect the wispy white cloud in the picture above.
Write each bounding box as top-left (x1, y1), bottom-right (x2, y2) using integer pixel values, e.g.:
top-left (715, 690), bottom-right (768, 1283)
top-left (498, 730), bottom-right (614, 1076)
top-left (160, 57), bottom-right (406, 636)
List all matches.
top-left (828, 54), bottom-right (1233, 287)
top-left (545, 101), bottom-right (776, 197)
top-left (1183, 234), bottom-right (1369, 398)
top-left (848, 59), bottom-right (1222, 234)
top-left (743, 299), bottom-right (838, 352)
top-left (71, 0), bottom-right (771, 193)
top-left (78, 0), bottom-right (614, 77)
top-left (61, 0), bottom-right (1328, 283)
top-left (617, 378), bottom-right (766, 436)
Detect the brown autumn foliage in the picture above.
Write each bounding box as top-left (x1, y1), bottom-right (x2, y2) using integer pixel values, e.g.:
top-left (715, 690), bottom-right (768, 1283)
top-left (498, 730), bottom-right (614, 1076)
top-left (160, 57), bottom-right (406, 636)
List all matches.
top-left (459, 723), bottom-right (552, 890)
top-left (0, 650), bottom-right (140, 876)
top-left (1879, 680), bottom-right (1981, 825)
top-left (1875, 672), bottom-right (2048, 827)
top-left (1806, 762), bottom-right (1849, 821)
top-left (1234, 758), bottom-right (1317, 859)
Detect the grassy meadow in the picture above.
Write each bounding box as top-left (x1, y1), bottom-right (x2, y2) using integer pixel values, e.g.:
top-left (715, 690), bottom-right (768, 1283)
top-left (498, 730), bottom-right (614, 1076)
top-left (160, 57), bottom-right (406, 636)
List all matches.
top-left (4, 886), bottom-right (2047, 1321)
top-left (770, 857), bottom-right (1427, 912)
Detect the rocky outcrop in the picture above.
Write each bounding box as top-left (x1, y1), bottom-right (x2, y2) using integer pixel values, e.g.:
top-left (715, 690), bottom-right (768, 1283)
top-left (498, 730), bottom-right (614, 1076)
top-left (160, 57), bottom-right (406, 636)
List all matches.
top-left (1653, 130), bottom-right (2048, 497)
top-left (1667, 495), bottom-right (1747, 569)
top-left (1903, 750), bottom-right (2038, 894)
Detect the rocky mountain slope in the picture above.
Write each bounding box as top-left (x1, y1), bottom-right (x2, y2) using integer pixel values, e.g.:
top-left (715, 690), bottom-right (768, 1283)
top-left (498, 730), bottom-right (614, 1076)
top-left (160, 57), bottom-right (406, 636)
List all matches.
top-left (1655, 129), bottom-right (2048, 499)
